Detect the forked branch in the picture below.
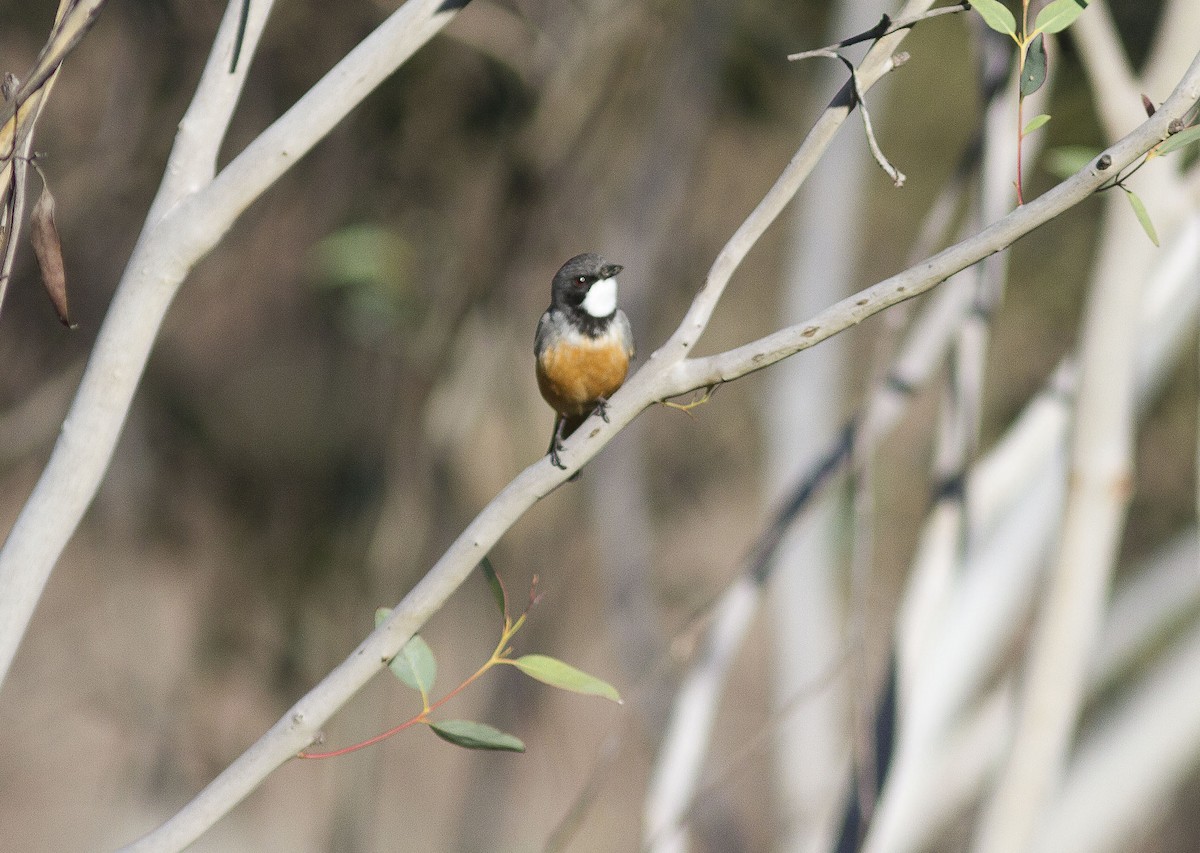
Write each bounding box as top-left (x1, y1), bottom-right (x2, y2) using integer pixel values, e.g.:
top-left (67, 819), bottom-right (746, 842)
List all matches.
top-left (122, 27), bottom-right (1200, 853)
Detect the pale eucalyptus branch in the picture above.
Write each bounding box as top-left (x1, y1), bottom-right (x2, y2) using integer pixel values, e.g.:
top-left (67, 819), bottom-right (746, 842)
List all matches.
top-left (793, 48), bottom-right (910, 185)
top-left (786, 2), bottom-right (970, 60)
top-left (119, 41), bottom-right (1200, 853)
top-left (0, 0), bottom-right (274, 691)
top-left (972, 35), bottom-right (1194, 853)
top-left (660, 56), bottom-right (1200, 400)
top-left (642, 57), bottom-right (1195, 844)
top-left (1, 0), bottom-right (1194, 845)
top-left (0, 0), bottom-right (466, 688)
top-left (124, 9), bottom-right (926, 849)
top-left (655, 29), bottom-right (919, 361)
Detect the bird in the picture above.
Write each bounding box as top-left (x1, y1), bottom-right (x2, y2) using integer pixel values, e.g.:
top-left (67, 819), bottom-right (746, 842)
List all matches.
top-left (534, 253), bottom-right (635, 471)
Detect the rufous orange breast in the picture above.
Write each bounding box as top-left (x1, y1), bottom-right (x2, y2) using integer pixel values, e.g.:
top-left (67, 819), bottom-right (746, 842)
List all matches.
top-left (536, 327), bottom-right (631, 420)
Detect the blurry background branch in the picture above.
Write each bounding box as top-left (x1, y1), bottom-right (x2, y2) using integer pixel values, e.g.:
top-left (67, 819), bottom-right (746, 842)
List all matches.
top-left (977, 1), bottom-right (1200, 847)
top-left (0, 0), bottom-right (467, 688)
top-left (123, 9), bottom-right (919, 847)
top-left (645, 31), bottom-right (1023, 847)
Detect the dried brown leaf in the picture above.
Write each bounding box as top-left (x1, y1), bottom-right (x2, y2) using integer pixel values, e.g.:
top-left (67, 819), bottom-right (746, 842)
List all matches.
top-left (30, 181), bottom-right (74, 327)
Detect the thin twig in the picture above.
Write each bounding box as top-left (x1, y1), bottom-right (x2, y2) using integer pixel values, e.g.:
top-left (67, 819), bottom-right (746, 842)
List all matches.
top-left (0, 94), bottom-right (43, 320)
top-left (847, 53), bottom-right (909, 186)
top-left (646, 75), bottom-right (1199, 845)
top-left (661, 75), bottom-right (1194, 399)
top-left (0, 0), bottom-right (108, 131)
top-left (0, 0), bottom-right (107, 321)
top-left (0, 0), bottom-right (281, 696)
top-left (787, 3), bottom-right (970, 61)
top-left (797, 49), bottom-right (910, 186)
top-left (110, 47), bottom-right (1200, 853)
top-left (661, 384), bottom-right (718, 415)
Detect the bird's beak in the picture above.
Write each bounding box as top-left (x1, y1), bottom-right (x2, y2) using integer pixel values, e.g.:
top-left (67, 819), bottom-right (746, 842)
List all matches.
top-left (600, 263), bottom-right (623, 278)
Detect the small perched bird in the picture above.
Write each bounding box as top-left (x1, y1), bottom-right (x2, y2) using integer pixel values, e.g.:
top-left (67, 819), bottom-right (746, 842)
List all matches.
top-left (534, 253), bottom-right (635, 470)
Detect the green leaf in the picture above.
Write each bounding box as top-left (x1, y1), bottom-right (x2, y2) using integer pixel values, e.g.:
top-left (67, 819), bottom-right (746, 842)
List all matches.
top-left (1044, 145), bottom-right (1101, 179)
top-left (1022, 114), bottom-right (1052, 136)
top-left (389, 634), bottom-right (438, 694)
top-left (512, 654), bottom-right (621, 703)
top-left (374, 608), bottom-right (438, 692)
top-left (1033, 0), bottom-right (1088, 35)
top-left (430, 720), bottom-right (525, 752)
top-left (1021, 34), bottom-right (1048, 98)
top-left (478, 556), bottom-right (506, 617)
top-left (1123, 188), bottom-right (1159, 247)
top-left (971, 0), bottom-right (1016, 36)
top-left (310, 224), bottom-right (410, 293)
top-left (1156, 124), bottom-right (1200, 156)
top-left (306, 224), bottom-right (418, 345)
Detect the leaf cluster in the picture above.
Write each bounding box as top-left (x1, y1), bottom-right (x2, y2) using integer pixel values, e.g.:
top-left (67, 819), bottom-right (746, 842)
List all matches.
top-left (301, 559), bottom-right (620, 758)
top-left (972, 0), bottom-right (1088, 40)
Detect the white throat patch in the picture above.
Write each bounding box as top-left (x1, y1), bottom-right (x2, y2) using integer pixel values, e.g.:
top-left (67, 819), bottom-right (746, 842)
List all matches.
top-left (581, 276), bottom-right (618, 318)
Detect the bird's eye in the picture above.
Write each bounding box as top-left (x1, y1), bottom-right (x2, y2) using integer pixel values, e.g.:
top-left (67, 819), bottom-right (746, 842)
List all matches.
top-left (574, 276), bottom-right (589, 287)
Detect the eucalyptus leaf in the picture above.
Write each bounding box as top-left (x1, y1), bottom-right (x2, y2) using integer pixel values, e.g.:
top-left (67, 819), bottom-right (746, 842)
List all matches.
top-left (478, 556), bottom-right (506, 617)
top-left (430, 719), bottom-right (525, 752)
top-left (389, 634), bottom-right (438, 694)
top-left (513, 654), bottom-right (621, 703)
top-left (29, 179), bottom-right (73, 328)
top-left (1021, 34), bottom-right (1048, 98)
top-left (1156, 125), bottom-right (1200, 157)
top-left (1123, 188), bottom-right (1159, 247)
top-left (1034, 0), bottom-right (1088, 35)
top-left (971, 0), bottom-right (1016, 36)
top-left (1022, 114), bottom-right (1052, 136)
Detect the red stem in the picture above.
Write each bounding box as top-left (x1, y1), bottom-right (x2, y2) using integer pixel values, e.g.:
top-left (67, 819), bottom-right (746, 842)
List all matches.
top-left (297, 650), bottom-right (503, 760)
top-left (1017, 93), bottom-right (1025, 205)
top-left (1016, 0), bottom-right (1030, 206)
top-left (298, 715), bottom-right (426, 759)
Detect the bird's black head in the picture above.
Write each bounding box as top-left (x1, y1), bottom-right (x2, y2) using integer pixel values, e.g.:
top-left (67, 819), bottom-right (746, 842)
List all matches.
top-left (550, 253), bottom-right (623, 319)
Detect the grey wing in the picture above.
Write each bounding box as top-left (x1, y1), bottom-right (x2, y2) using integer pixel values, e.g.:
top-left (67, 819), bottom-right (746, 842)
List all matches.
top-left (534, 308), bottom-right (561, 356)
top-left (614, 309), bottom-right (636, 359)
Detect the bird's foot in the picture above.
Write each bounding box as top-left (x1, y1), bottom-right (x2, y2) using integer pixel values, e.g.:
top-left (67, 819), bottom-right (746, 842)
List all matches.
top-left (549, 417), bottom-right (569, 469)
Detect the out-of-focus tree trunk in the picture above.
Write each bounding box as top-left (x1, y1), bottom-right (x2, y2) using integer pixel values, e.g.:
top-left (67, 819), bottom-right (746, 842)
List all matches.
top-left (766, 2), bottom-right (890, 848)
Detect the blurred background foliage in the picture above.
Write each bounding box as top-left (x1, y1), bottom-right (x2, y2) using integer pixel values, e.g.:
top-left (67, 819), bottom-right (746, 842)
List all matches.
top-left (0, 0), bottom-right (1191, 850)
